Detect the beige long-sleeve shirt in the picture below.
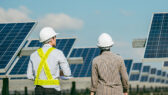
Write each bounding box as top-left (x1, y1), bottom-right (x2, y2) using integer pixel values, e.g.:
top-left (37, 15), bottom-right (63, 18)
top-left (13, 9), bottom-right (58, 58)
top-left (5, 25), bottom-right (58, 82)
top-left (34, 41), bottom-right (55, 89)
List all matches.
top-left (91, 51), bottom-right (129, 95)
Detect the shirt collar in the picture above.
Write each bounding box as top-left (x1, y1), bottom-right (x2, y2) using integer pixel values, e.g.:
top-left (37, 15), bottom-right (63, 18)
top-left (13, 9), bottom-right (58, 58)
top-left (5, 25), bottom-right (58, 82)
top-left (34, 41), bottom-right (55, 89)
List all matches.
top-left (101, 51), bottom-right (111, 55)
top-left (42, 44), bottom-right (52, 48)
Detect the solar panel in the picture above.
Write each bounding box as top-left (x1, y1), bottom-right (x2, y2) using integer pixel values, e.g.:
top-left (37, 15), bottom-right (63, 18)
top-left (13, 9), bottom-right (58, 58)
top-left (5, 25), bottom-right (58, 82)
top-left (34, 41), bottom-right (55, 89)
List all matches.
top-left (140, 75), bottom-right (148, 82)
top-left (157, 70), bottom-right (162, 76)
top-left (149, 77), bottom-right (155, 82)
top-left (70, 48), bottom-right (100, 77)
top-left (162, 71), bottom-right (166, 77)
top-left (150, 68), bottom-right (157, 74)
top-left (156, 78), bottom-right (161, 83)
top-left (9, 38), bottom-right (76, 76)
top-left (129, 74), bottom-right (140, 81)
top-left (142, 66), bottom-right (150, 73)
top-left (132, 63), bottom-right (142, 71)
top-left (166, 80), bottom-right (168, 84)
top-left (161, 79), bottom-right (165, 83)
top-left (164, 61), bottom-right (168, 66)
top-left (0, 22), bottom-right (35, 72)
top-left (144, 13), bottom-right (168, 58)
top-left (28, 38), bottom-right (76, 57)
top-left (124, 59), bottom-right (133, 75)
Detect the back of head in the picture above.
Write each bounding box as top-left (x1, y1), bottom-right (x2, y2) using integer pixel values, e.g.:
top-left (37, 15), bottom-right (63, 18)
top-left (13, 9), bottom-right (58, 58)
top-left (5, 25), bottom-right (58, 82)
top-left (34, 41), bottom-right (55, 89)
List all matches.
top-left (97, 33), bottom-right (114, 50)
top-left (39, 27), bottom-right (59, 43)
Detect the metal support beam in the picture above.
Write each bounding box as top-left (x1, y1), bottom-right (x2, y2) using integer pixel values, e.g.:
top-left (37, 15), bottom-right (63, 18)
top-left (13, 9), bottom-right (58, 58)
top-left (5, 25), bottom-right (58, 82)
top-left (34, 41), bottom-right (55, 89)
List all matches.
top-left (18, 47), bottom-right (83, 64)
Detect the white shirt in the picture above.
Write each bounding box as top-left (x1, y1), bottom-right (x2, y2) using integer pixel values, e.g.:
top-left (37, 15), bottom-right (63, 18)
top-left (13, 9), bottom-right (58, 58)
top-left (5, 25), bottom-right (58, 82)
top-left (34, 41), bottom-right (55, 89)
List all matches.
top-left (27, 44), bottom-right (71, 91)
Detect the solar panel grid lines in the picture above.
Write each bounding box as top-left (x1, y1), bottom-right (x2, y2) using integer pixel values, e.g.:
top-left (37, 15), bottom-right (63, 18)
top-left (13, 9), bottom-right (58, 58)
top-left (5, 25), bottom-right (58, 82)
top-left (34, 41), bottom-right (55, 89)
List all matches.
top-left (140, 75), bottom-right (148, 82)
top-left (157, 70), bottom-right (162, 76)
top-left (0, 23), bottom-right (17, 46)
top-left (3, 37), bottom-right (31, 77)
top-left (139, 65), bottom-right (151, 82)
top-left (162, 71), bottom-right (166, 77)
top-left (150, 68), bottom-right (157, 75)
top-left (155, 70), bottom-right (162, 83)
top-left (0, 22), bottom-right (36, 73)
top-left (75, 48), bottom-right (90, 77)
top-left (129, 74), bottom-right (140, 81)
top-left (124, 59), bottom-right (133, 76)
top-left (78, 48), bottom-right (90, 77)
top-left (142, 66), bottom-right (150, 73)
top-left (132, 63), bottom-right (142, 72)
top-left (8, 39), bottom-right (38, 76)
top-left (144, 13), bottom-right (168, 58)
top-left (129, 62), bottom-right (143, 81)
top-left (0, 24), bottom-right (6, 33)
top-left (149, 77), bottom-right (155, 83)
top-left (70, 49), bottom-right (84, 77)
top-left (85, 48), bottom-right (98, 77)
top-left (69, 47), bottom-right (100, 77)
top-left (80, 48), bottom-right (92, 77)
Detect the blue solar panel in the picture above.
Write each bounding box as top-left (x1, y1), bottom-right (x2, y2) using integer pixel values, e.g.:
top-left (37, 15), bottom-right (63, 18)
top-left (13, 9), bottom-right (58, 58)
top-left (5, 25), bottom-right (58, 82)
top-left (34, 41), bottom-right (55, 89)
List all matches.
top-left (130, 74), bottom-right (140, 81)
top-left (157, 70), bottom-right (162, 76)
top-left (132, 63), bottom-right (142, 71)
top-left (161, 79), bottom-right (165, 83)
top-left (164, 61), bottom-right (168, 67)
top-left (140, 75), bottom-right (148, 82)
top-left (124, 59), bottom-right (133, 75)
top-left (70, 48), bottom-right (100, 77)
top-left (162, 71), bottom-right (166, 77)
top-left (149, 77), bottom-right (155, 83)
top-left (156, 78), bottom-right (161, 83)
top-left (150, 68), bottom-right (157, 74)
top-left (28, 38), bottom-right (75, 57)
top-left (9, 38), bottom-right (76, 75)
top-left (144, 13), bottom-right (168, 58)
top-left (142, 66), bottom-right (150, 73)
top-left (166, 80), bottom-right (168, 84)
top-left (0, 22), bottom-right (35, 71)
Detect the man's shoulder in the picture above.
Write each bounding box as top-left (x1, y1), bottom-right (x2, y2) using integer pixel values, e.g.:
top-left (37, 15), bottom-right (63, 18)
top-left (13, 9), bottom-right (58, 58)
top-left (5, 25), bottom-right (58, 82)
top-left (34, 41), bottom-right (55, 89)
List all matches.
top-left (52, 48), bottom-right (63, 53)
top-left (112, 53), bottom-right (123, 60)
top-left (92, 55), bottom-right (102, 63)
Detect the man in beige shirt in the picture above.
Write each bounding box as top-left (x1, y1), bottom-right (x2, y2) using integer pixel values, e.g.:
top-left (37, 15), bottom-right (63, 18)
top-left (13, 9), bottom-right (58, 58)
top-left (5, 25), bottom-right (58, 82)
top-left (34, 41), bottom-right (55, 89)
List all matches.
top-left (90, 33), bottom-right (129, 95)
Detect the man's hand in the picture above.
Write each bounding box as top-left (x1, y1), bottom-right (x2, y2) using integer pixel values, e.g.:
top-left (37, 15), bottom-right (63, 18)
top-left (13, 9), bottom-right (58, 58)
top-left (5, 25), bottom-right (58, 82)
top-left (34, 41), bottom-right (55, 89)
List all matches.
top-left (124, 93), bottom-right (128, 95)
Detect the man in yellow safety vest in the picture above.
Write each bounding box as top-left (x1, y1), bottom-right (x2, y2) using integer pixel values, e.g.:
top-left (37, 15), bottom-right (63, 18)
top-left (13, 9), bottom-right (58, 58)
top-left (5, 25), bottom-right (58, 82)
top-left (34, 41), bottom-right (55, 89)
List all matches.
top-left (27, 27), bottom-right (72, 95)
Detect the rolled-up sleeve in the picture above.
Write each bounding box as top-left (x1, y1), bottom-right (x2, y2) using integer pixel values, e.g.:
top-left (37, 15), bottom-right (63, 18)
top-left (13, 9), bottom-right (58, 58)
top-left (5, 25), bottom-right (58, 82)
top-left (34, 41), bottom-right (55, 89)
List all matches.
top-left (58, 51), bottom-right (71, 77)
top-left (119, 58), bottom-right (129, 93)
top-left (90, 60), bottom-right (98, 92)
top-left (27, 57), bottom-right (34, 80)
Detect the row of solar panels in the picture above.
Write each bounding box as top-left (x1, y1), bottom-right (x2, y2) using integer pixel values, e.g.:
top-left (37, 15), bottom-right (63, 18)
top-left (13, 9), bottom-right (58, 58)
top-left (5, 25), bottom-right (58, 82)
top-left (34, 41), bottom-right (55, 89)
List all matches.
top-left (128, 62), bottom-right (168, 84)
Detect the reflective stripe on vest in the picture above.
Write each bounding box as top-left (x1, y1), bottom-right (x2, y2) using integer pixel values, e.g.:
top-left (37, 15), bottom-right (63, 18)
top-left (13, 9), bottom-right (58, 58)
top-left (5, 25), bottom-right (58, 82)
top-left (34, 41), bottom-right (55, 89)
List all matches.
top-left (34, 47), bottom-right (60, 85)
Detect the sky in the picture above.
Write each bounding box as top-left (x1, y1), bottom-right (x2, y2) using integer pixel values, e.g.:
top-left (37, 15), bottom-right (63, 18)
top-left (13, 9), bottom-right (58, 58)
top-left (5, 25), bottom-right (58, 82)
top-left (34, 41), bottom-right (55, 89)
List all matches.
top-left (0, 0), bottom-right (168, 69)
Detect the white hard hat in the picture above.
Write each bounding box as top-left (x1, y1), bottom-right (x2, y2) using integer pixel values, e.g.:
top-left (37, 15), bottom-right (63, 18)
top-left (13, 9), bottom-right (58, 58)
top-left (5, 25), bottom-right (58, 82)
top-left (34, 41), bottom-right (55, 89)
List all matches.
top-left (97, 33), bottom-right (114, 48)
top-left (39, 27), bottom-right (59, 42)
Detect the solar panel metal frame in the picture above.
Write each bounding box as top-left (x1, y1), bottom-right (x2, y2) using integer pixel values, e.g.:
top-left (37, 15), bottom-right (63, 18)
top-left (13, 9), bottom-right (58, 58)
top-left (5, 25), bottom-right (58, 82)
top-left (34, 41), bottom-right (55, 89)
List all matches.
top-left (143, 12), bottom-right (168, 62)
top-left (7, 37), bottom-right (76, 78)
top-left (0, 22), bottom-right (37, 73)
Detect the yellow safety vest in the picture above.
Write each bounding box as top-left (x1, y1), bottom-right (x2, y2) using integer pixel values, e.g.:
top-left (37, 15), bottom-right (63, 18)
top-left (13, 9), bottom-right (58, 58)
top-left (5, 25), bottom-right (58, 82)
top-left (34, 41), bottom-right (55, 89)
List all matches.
top-left (34, 47), bottom-right (60, 85)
